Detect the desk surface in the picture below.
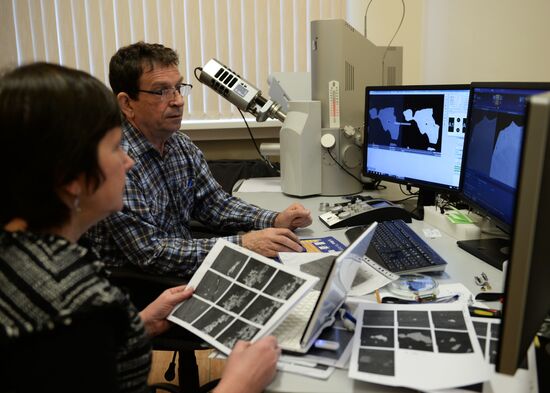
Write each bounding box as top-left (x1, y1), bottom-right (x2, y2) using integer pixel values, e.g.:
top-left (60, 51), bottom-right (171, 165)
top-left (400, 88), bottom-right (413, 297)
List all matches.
top-left (235, 182), bottom-right (505, 393)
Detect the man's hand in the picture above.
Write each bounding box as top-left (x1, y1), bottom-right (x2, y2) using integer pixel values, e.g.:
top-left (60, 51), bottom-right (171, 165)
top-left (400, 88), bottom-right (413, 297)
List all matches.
top-left (242, 228), bottom-right (303, 257)
top-left (139, 285), bottom-right (193, 337)
top-left (274, 203), bottom-right (312, 230)
top-left (214, 336), bottom-right (280, 393)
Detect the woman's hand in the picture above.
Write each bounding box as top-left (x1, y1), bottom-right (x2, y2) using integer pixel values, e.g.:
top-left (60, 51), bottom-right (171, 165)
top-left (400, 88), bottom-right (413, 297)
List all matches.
top-left (214, 336), bottom-right (280, 393)
top-left (139, 285), bottom-right (193, 337)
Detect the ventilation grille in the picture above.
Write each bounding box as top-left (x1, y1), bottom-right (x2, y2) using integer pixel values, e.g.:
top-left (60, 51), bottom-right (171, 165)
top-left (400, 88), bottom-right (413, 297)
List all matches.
top-left (345, 61), bottom-right (354, 91)
top-left (211, 67), bottom-right (238, 97)
top-left (386, 66), bottom-right (397, 86)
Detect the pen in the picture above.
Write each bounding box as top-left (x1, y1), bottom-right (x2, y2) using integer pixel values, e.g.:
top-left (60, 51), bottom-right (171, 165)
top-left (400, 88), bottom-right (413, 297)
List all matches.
top-left (468, 306), bottom-right (501, 318)
top-left (381, 294), bottom-right (459, 304)
top-left (375, 289), bottom-right (381, 304)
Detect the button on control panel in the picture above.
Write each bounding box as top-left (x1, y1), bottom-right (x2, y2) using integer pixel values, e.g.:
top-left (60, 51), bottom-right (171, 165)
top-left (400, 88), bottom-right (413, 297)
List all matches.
top-left (319, 196), bottom-right (412, 229)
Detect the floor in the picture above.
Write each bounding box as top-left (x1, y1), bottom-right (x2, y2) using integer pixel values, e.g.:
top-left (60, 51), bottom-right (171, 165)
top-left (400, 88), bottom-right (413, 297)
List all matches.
top-left (148, 349), bottom-right (226, 388)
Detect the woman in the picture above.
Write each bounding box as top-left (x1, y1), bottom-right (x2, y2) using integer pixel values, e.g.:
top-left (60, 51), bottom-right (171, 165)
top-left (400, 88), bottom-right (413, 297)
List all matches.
top-left (0, 63), bottom-right (279, 393)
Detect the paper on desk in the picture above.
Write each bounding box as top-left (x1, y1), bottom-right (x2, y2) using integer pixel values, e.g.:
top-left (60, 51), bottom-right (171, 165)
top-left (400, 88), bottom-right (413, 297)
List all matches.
top-left (279, 319), bottom-right (356, 369)
top-left (276, 360), bottom-right (335, 380)
top-left (236, 177), bottom-right (281, 192)
top-left (280, 253), bottom-right (398, 298)
top-left (348, 302), bottom-right (490, 390)
top-left (279, 251), bottom-right (338, 266)
top-left (168, 239), bottom-right (318, 356)
top-left (300, 236), bottom-right (346, 252)
top-left (430, 318), bottom-right (538, 393)
top-left (347, 257), bottom-right (399, 297)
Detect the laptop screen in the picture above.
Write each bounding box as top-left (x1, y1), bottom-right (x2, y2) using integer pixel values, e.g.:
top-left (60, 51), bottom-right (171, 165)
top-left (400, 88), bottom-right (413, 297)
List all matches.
top-left (300, 222), bottom-right (378, 347)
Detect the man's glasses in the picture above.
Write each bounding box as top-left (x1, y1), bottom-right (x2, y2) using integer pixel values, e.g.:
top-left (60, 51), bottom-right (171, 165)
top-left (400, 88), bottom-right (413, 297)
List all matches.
top-left (138, 83), bottom-right (193, 100)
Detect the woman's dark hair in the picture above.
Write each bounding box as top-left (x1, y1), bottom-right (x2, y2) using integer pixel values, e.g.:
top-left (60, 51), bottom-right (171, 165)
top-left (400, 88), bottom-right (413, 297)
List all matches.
top-left (0, 62), bottom-right (121, 230)
top-left (109, 41), bottom-right (179, 99)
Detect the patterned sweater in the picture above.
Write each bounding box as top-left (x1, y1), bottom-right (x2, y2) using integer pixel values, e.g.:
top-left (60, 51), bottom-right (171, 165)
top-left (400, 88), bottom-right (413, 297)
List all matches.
top-left (0, 230), bottom-right (152, 392)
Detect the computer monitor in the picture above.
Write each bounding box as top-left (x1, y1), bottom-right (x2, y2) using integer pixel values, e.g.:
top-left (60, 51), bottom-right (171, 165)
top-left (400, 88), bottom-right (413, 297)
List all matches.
top-left (457, 83), bottom-right (550, 269)
top-left (497, 91), bottom-right (550, 375)
top-left (363, 85), bottom-right (470, 219)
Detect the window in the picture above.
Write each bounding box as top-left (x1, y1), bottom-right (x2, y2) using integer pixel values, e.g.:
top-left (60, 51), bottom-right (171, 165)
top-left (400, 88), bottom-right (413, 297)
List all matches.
top-left (2, 0), bottom-right (345, 120)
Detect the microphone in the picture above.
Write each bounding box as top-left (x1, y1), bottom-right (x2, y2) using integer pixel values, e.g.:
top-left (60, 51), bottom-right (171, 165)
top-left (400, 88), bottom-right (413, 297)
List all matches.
top-left (196, 59), bottom-right (286, 123)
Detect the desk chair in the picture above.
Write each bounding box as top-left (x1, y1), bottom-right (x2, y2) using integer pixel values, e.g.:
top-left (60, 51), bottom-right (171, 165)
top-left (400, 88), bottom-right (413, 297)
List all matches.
top-left (1, 308), bottom-right (134, 392)
top-left (107, 266), bottom-right (219, 393)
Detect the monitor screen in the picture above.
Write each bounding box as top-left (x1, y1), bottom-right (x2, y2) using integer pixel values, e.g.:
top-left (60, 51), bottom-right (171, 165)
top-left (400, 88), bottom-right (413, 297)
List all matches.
top-left (498, 91), bottom-right (550, 375)
top-left (364, 85), bottom-right (470, 191)
top-left (460, 83), bottom-right (550, 232)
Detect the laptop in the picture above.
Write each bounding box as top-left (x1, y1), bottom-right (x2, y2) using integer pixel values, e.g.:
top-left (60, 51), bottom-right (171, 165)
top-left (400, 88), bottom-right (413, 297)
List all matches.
top-left (272, 222), bottom-right (378, 353)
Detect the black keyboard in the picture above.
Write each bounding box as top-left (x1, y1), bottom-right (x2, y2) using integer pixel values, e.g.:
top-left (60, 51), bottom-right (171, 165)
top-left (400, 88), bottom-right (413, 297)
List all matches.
top-left (346, 220), bottom-right (447, 274)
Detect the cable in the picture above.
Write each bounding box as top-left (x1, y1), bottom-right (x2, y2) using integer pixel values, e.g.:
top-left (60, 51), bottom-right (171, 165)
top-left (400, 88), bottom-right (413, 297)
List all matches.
top-left (193, 66), bottom-right (202, 81)
top-left (399, 184), bottom-right (418, 196)
top-left (324, 147), bottom-right (363, 184)
top-left (363, 0), bottom-right (375, 38)
top-left (238, 109), bottom-right (279, 173)
top-left (374, 181), bottom-right (386, 191)
top-left (382, 0), bottom-right (406, 84)
top-left (390, 195), bottom-right (418, 204)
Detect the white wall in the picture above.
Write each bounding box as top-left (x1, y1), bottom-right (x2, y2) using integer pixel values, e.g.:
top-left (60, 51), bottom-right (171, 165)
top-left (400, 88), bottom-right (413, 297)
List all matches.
top-left (423, 0), bottom-right (550, 83)
top-left (346, 0), bottom-right (425, 84)
top-left (347, 0), bottom-right (550, 84)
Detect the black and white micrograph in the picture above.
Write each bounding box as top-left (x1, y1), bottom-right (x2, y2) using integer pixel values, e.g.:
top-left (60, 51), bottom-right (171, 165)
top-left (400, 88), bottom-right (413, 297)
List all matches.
top-left (171, 296), bottom-right (210, 324)
top-left (264, 270), bottom-right (305, 300)
top-left (357, 348), bottom-right (395, 376)
top-left (217, 319), bottom-right (259, 349)
top-left (363, 310), bottom-right (395, 327)
top-left (397, 310), bottom-right (430, 328)
top-left (194, 271), bottom-right (232, 302)
top-left (361, 327), bottom-right (395, 348)
top-left (435, 330), bottom-right (473, 353)
top-left (193, 307), bottom-right (233, 337)
top-left (431, 311), bottom-right (467, 330)
top-left (236, 258), bottom-right (276, 290)
top-left (490, 323), bottom-right (500, 339)
top-left (241, 294), bottom-right (283, 325)
top-left (398, 328), bottom-right (434, 352)
top-left (210, 246), bottom-right (249, 278)
top-left (218, 284), bottom-right (257, 314)
top-left (473, 321), bottom-right (488, 337)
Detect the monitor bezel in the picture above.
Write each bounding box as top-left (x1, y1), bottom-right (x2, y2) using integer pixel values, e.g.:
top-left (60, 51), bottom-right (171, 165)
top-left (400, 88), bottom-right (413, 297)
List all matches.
top-left (497, 91), bottom-right (550, 375)
top-left (363, 84), bottom-right (471, 193)
top-left (458, 82), bottom-right (550, 233)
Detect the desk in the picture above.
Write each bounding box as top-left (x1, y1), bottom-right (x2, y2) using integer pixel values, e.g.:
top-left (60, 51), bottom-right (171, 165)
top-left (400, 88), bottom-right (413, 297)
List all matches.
top-left (235, 181), bottom-right (505, 393)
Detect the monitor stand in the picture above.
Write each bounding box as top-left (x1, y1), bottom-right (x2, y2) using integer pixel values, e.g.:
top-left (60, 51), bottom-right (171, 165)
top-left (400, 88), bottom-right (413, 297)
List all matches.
top-left (409, 188), bottom-right (436, 221)
top-left (456, 238), bottom-right (510, 270)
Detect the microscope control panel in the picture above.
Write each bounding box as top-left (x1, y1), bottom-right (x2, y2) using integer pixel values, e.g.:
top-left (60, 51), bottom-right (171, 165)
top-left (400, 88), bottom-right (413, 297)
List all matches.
top-left (319, 196), bottom-right (412, 229)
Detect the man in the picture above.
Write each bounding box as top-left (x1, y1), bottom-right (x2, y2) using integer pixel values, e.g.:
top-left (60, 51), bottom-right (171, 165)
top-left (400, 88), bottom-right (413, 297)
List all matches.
top-left (86, 42), bottom-right (312, 277)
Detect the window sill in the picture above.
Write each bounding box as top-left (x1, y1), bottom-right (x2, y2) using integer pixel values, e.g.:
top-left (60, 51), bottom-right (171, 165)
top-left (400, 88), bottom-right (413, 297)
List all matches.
top-left (180, 118), bottom-right (282, 141)
top-left (181, 118), bottom-right (281, 130)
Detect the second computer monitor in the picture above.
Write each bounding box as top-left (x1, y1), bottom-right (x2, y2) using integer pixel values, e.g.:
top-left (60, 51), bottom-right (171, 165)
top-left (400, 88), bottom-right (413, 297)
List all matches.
top-left (364, 85), bottom-right (470, 218)
top-left (457, 82), bottom-right (550, 268)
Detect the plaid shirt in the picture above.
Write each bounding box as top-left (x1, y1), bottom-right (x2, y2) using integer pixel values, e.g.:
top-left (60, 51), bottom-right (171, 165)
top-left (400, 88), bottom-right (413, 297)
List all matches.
top-left (85, 120), bottom-right (278, 277)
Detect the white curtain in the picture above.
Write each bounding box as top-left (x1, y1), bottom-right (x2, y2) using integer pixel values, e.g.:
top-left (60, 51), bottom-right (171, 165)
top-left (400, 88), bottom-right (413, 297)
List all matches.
top-left (1, 0), bottom-right (345, 120)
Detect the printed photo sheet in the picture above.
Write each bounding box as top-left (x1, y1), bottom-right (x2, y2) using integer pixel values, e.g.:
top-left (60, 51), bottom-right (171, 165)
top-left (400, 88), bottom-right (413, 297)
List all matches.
top-left (348, 303), bottom-right (489, 391)
top-left (168, 239), bottom-right (319, 355)
top-left (431, 318), bottom-right (538, 393)
top-left (470, 317), bottom-right (537, 393)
